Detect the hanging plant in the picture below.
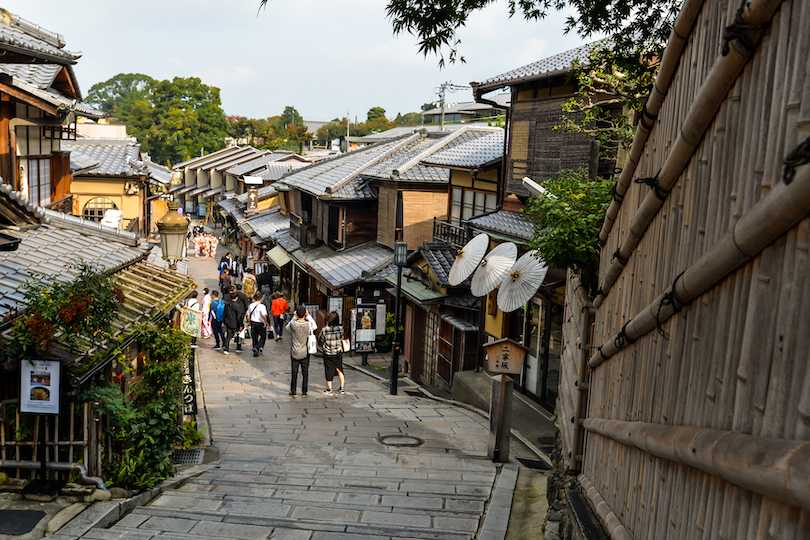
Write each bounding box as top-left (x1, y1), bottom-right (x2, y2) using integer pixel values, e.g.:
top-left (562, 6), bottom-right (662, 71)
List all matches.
top-left (11, 260), bottom-right (124, 358)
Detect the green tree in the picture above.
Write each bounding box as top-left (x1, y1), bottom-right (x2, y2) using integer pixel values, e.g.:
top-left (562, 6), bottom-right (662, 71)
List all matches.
top-left (382, 0), bottom-right (680, 65)
top-left (316, 118), bottom-right (347, 142)
top-left (367, 107), bottom-right (386, 122)
top-left (85, 73), bottom-right (155, 122)
top-left (394, 112), bottom-right (423, 126)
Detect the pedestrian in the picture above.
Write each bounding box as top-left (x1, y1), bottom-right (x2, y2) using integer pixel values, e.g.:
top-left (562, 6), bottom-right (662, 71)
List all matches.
top-left (209, 291), bottom-right (226, 349)
top-left (201, 288), bottom-right (212, 338)
top-left (222, 289), bottom-right (246, 355)
top-left (318, 311), bottom-right (345, 395)
top-left (186, 291), bottom-right (201, 347)
top-left (271, 291), bottom-right (289, 342)
top-left (247, 292), bottom-right (269, 356)
top-left (219, 268), bottom-right (231, 296)
top-left (242, 268), bottom-right (258, 299)
top-left (230, 285), bottom-right (250, 352)
top-left (286, 305), bottom-right (316, 397)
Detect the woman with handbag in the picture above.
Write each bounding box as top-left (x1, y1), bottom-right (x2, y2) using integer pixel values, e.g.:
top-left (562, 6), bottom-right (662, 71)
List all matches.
top-left (318, 311), bottom-right (345, 395)
top-left (285, 306), bottom-right (316, 397)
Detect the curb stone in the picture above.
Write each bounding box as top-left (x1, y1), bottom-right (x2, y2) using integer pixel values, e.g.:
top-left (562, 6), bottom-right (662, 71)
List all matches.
top-left (478, 464), bottom-right (519, 540)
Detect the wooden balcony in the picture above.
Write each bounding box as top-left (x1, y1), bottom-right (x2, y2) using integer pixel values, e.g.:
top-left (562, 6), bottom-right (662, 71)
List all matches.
top-left (433, 218), bottom-right (468, 249)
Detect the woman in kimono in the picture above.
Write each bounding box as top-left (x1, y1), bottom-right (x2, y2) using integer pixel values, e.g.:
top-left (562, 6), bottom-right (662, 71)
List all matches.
top-left (201, 287), bottom-right (213, 338)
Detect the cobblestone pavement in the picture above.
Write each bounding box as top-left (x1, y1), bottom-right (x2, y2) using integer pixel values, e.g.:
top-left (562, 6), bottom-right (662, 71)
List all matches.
top-left (65, 233), bottom-right (534, 540)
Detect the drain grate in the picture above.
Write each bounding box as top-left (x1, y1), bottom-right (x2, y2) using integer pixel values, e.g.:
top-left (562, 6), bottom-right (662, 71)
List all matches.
top-left (0, 510), bottom-right (46, 535)
top-left (377, 434), bottom-right (425, 447)
top-left (173, 448), bottom-right (205, 465)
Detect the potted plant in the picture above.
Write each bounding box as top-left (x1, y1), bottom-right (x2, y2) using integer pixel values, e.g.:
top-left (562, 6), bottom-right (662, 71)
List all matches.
top-left (376, 312), bottom-right (403, 353)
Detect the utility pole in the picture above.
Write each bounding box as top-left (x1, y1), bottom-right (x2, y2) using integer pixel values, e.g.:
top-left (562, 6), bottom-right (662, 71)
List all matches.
top-left (433, 82), bottom-right (469, 131)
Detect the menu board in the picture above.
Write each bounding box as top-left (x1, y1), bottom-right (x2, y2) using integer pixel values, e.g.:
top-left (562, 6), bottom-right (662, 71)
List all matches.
top-left (354, 304), bottom-right (377, 353)
top-left (327, 296), bottom-right (344, 323)
top-left (20, 359), bottom-right (61, 415)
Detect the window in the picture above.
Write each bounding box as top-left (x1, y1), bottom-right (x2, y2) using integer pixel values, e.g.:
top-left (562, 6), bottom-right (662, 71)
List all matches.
top-left (83, 198), bottom-right (118, 222)
top-left (449, 187), bottom-right (497, 226)
top-left (26, 158), bottom-right (51, 207)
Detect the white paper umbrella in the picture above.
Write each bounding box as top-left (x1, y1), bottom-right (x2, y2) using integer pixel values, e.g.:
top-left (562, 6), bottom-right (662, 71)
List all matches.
top-left (448, 233), bottom-right (490, 286)
top-left (470, 242), bottom-right (517, 297)
top-left (497, 251), bottom-right (549, 313)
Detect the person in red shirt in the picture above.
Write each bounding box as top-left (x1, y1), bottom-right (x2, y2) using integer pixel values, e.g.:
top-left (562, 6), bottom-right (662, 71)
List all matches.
top-left (271, 292), bottom-right (289, 342)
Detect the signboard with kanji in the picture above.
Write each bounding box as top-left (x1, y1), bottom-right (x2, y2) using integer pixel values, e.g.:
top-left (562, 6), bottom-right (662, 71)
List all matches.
top-left (483, 338), bottom-right (529, 375)
top-left (246, 187), bottom-right (259, 215)
top-left (182, 350), bottom-right (197, 415)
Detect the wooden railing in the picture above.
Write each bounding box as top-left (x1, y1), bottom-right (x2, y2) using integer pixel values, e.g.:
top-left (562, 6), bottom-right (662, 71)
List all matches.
top-left (45, 194), bottom-right (73, 215)
top-left (433, 218), bottom-right (468, 249)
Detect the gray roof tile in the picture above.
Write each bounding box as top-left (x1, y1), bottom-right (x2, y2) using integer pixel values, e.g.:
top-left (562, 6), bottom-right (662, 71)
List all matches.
top-left (474, 42), bottom-right (598, 94)
top-left (0, 12), bottom-right (80, 64)
top-left (468, 209), bottom-right (534, 242)
top-left (307, 242), bottom-right (394, 288)
top-left (422, 130), bottom-right (504, 168)
top-left (420, 242), bottom-right (461, 288)
top-left (64, 139), bottom-right (143, 177)
top-left (273, 229), bottom-right (300, 252)
top-left (241, 209), bottom-right (289, 242)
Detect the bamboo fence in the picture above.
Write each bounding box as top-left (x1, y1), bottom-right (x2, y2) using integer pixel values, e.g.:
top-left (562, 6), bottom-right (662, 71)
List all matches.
top-left (559, 0), bottom-right (810, 537)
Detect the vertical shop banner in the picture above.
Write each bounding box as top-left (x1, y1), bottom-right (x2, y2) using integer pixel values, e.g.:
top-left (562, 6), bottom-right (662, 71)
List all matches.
top-left (182, 350), bottom-right (197, 415)
top-left (375, 303), bottom-right (386, 335)
top-left (20, 359), bottom-right (61, 415)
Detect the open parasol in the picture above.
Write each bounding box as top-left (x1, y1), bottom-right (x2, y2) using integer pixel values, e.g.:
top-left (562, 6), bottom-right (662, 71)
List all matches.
top-left (470, 242), bottom-right (517, 297)
top-left (448, 233), bottom-right (490, 286)
top-left (497, 251), bottom-right (548, 313)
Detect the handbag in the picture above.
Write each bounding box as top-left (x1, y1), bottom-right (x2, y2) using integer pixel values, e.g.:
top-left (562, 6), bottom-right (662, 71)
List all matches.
top-left (341, 338), bottom-right (351, 353)
top-left (307, 325), bottom-right (318, 355)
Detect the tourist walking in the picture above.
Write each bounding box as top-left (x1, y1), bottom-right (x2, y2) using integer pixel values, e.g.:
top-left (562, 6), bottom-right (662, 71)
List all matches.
top-left (219, 269), bottom-right (232, 297)
top-left (222, 290), bottom-right (246, 355)
top-left (271, 292), bottom-right (289, 342)
top-left (201, 288), bottom-right (212, 338)
top-left (318, 311), bottom-right (345, 395)
top-left (286, 305), bottom-right (316, 396)
top-left (247, 292), bottom-right (269, 356)
top-left (209, 291), bottom-right (226, 349)
top-left (242, 268), bottom-right (258, 299)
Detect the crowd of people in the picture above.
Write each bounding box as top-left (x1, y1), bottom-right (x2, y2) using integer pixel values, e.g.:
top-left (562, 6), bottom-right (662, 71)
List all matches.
top-left (189, 226), bottom-right (219, 258)
top-left (182, 237), bottom-right (346, 397)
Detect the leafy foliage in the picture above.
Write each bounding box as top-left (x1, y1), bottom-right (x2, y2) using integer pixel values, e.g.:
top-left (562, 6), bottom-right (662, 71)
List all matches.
top-left (522, 169), bottom-right (613, 292)
top-left (382, 0), bottom-right (680, 66)
top-left (11, 260), bottom-right (124, 358)
top-left (80, 321), bottom-right (192, 492)
top-left (367, 107), bottom-right (387, 121)
top-left (86, 74), bottom-right (229, 165)
top-left (556, 43), bottom-right (658, 157)
top-left (227, 106), bottom-right (313, 152)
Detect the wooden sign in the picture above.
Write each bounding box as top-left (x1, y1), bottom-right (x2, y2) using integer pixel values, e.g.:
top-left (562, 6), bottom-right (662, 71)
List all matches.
top-left (246, 187), bottom-right (259, 215)
top-left (182, 349), bottom-right (197, 415)
top-left (483, 337), bottom-right (529, 375)
top-left (179, 306), bottom-right (203, 338)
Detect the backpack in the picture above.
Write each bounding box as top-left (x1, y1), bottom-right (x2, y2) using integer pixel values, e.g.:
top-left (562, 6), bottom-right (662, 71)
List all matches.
top-left (212, 299), bottom-right (225, 322)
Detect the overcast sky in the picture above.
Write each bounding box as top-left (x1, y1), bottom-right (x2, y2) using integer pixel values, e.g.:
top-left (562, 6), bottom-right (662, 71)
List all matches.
top-left (6, 0), bottom-right (594, 122)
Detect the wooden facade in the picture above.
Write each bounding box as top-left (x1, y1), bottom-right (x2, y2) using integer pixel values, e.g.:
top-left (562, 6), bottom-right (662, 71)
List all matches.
top-left (558, 0), bottom-right (810, 537)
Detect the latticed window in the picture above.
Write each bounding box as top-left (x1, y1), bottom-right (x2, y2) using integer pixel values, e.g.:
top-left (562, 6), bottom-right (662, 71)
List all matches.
top-left (26, 158), bottom-right (51, 206)
top-left (83, 198), bottom-right (118, 222)
top-left (449, 187), bottom-right (497, 226)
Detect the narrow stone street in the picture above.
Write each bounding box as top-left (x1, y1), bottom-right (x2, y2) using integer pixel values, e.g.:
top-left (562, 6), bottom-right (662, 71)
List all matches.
top-left (68, 231), bottom-right (537, 540)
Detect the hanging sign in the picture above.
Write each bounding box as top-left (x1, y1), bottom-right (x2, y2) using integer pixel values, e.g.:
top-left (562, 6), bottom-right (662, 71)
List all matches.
top-left (246, 187), bottom-right (259, 215)
top-left (179, 306), bottom-right (203, 338)
top-left (20, 359), bottom-right (61, 415)
top-left (182, 350), bottom-right (197, 415)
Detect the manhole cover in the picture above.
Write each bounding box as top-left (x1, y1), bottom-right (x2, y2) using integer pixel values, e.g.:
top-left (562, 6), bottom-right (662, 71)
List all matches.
top-left (0, 509), bottom-right (45, 535)
top-left (377, 435), bottom-right (425, 447)
top-left (173, 448), bottom-right (205, 465)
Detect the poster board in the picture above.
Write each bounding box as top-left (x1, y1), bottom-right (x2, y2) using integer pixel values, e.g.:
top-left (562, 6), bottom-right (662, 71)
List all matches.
top-left (20, 359), bottom-right (61, 415)
top-left (179, 306), bottom-right (203, 338)
top-left (355, 303), bottom-right (377, 352)
top-left (328, 296), bottom-right (344, 323)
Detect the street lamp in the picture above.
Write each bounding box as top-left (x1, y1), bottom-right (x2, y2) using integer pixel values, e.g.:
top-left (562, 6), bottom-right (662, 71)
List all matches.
top-left (390, 240), bottom-right (407, 395)
top-left (157, 201), bottom-right (189, 270)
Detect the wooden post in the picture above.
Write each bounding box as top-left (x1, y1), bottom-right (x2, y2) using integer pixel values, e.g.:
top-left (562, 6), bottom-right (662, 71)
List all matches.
top-left (488, 374), bottom-right (513, 463)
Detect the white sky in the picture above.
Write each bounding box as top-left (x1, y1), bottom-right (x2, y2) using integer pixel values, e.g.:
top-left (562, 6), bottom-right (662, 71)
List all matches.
top-left (6, 0), bottom-right (593, 122)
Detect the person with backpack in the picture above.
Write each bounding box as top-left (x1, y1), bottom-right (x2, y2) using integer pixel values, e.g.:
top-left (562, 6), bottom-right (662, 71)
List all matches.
top-left (247, 292), bottom-right (269, 356)
top-left (209, 291), bottom-right (226, 349)
top-left (222, 290), bottom-right (246, 355)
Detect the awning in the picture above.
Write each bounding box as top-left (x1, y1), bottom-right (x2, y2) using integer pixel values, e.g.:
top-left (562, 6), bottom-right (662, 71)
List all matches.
top-left (187, 184), bottom-right (210, 197)
top-left (176, 185), bottom-right (197, 195)
top-left (386, 277), bottom-right (446, 304)
top-left (203, 187), bottom-right (222, 198)
top-left (268, 245), bottom-right (291, 268)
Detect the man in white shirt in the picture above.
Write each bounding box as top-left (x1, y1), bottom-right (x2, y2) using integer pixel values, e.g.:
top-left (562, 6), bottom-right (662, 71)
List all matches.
top-left (186, 291), bottom-right (200, 348)
top-left (247, 292), bottom-right (269, 357)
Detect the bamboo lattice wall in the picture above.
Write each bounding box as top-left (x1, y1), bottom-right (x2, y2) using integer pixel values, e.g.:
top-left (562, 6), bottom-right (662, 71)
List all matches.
top-left (563, 0), bottom-right (810, 537)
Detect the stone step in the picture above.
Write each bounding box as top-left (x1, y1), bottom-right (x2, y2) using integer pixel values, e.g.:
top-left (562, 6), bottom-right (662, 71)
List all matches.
top-left (116, 505), bottom-right (476, 540)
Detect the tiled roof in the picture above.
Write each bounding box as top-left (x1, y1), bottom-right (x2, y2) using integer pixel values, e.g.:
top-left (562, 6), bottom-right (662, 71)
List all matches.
top-left (69, 153), bottom-right (99, 173)
top-left (0, 62), bottom-right (60, 88)
top-left (0, 63), bottom-right (103, 118)
top-left (281, 135), bottom-right (419, 199)
top-left (240, 209), bottom-right (289, 243)
top-left (473, 42), bottom-right (598, 94)
top-left (422, 94), bottom-right (510, 115)
top-left (0, 214), bottom-right (147, 316)
top-left (420, 242), bottom-right (462, 288)
top-left (0, 11), bottom-right (80, 64)
top-left (262, 161), bottom-right (309, 180)
top-left (142, 158), bottom-right (172, 184)
top-left (202, 147), bottom-right (261, 172)
top-left (147, 245), bottom-right (189, 275)
top-left (307, 242), bottom-right (394, 288)
top-left (469, 210), bottom-right (534, 242)
top-left (224, 152), bottom-right (274, 176)
top-left (422, 130), bottom-right (504, 169)
top-left (64, 139), bottom-right (143, 177)
top-left (273, 229), bottom-right (300, 252)
top-left (216, 197), bottom-right (244, 221)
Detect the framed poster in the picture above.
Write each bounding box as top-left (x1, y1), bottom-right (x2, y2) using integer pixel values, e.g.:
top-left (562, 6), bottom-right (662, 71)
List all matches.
top-left (20, 359), bottom-right (61, 415)
top-left (354, 304), bottom-right (377, 352)
top-left (304, 303), bottom-right (320, 317)
top-left (327, 296), bottom-right (344, 323)
top-left (179, 306), bottom-right (203, 338)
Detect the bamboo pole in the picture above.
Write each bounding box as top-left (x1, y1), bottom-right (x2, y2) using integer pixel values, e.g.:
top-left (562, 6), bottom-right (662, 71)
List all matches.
top-left (579, 472), bottom-right (633, 540)
top-left (590, 161), bottom-right (810, 369)
top-left (594, 0), bottom-right (785, 308)
top-left (599, 0), bottom-right (708, 242)
top-left (583, 418), bottom-right (810, 512)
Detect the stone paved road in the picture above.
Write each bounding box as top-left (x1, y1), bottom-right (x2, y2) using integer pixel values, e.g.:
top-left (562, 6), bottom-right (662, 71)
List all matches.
top-left (67, 231), bottom-right (533, 540)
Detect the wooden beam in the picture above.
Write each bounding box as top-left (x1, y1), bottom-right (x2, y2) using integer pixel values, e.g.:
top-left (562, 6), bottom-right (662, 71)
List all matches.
top-left (0, 83), bottom-right (59, 116)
